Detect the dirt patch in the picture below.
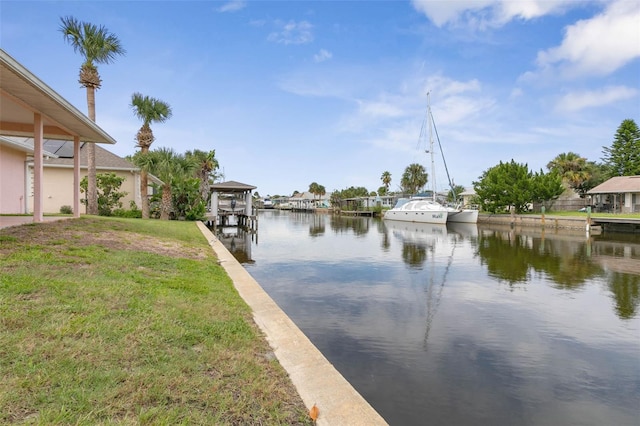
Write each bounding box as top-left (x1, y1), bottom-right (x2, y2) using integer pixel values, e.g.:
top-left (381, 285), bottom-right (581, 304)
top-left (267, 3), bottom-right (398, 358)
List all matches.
top-left (0, 220), bottom-right (209, 260)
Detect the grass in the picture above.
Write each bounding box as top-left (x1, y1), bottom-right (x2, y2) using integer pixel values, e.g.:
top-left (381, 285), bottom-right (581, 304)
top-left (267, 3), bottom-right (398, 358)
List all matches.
top-left (0, 217), bottom-right (311, 425)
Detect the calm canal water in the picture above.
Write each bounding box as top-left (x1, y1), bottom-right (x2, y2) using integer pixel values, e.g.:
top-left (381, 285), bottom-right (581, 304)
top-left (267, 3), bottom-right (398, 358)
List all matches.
top-left (215, 210), bottom-right (640, 426)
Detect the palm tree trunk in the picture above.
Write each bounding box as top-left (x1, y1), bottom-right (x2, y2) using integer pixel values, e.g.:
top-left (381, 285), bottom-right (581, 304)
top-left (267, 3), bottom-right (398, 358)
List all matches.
top-left (86, 86), bottom-right (98, 215)
top-left (160, 185), bottom-right (172, 220)
top-left (140, 168), bottom-right (149, 219)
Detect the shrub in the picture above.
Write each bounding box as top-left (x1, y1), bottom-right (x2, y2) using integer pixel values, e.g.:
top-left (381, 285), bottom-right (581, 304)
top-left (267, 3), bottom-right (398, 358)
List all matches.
top-left (112, 208), bottom-right (142, 218)
top-left (59, 205), bottom-right (73, 214)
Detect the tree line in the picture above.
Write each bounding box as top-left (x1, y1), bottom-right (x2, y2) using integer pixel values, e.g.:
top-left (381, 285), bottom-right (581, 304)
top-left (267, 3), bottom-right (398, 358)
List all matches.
top-left (325, 118), bottom-right (638, 213)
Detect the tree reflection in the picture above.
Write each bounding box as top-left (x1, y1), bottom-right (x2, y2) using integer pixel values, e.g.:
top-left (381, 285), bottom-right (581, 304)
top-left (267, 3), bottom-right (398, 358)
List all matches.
top-left (477, 232), bottom-right (532, 284)
top-left (476, 230), bottom-right (601, 287)
top-left (329, 215), bottom-right (371, 236)
top-left (607, 273), bottom-right (640, 319)
top-left (475, 227), bottom-right (640, 319)
top-left (401, 242), bottom-right (428, 268)
top-left (309, 215), bottom-right (325, 237)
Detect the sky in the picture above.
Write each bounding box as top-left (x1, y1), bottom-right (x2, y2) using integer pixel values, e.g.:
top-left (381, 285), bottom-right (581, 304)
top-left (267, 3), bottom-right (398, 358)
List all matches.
top-left (1, 0), bottom-right (639, 197)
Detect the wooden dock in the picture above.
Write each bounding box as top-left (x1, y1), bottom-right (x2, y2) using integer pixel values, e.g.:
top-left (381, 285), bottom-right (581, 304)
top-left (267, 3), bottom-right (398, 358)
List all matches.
top-left (205, 211), bottom-right (258, 232)
top-left (337, 210), bottom-right (375, 217)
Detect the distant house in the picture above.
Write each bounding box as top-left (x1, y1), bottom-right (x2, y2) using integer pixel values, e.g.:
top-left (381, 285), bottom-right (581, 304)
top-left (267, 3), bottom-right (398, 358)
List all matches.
top-left (289, 191), bottom-right (330, 209)
top-left (587, 176), bottom-right (640, 213)
top-left (458, 187), bottom-right (477, 208)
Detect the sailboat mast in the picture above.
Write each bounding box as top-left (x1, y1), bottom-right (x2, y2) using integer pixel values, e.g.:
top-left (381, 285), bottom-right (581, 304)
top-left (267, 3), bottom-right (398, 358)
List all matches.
top-left (427, 92), bottom-right (436, 202)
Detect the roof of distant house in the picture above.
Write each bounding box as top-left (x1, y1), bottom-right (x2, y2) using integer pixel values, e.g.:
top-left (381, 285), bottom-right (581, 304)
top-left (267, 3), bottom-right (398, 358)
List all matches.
top-left (587, 176), bottom-right (640, 194)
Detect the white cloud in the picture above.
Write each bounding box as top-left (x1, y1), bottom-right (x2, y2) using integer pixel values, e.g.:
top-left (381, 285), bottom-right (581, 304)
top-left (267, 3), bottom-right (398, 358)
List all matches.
top-left (358, 100), bottom-right (405, 119)
top-left (555, 85), bottom-right (639, 112)
top-left (268, 20), bottom-right (314, 45)
top-left (314, 49), bottom-right (332, 63)
top-left (410, 0), bottom-right (571, 29)
top-left (217, 0), bottom-right (246, 13)
top-left (536, 0), bottom-right (640, 77)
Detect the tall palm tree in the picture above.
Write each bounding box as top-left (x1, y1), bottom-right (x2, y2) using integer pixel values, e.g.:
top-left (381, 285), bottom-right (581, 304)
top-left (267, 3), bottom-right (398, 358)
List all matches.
top-left (130, 92), bottom-right (173, 218)
top-left (317, 184), bottom-right (326, 202)
top-left (185, 149), bottom-right (219, 202)
top-left (381, 171), bottom-right (392, 192)
top-left (134, 148), bottom-right (195, 220)
top-left (309, 182), bottom-right (319, 200)
top-left (60, 16), bottom-right (125, 215)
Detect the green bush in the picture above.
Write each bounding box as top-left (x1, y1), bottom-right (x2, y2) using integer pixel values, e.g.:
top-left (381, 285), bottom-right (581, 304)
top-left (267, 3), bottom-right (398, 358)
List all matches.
top-left (112, 208), bottom-right (142, 218)
top-left (59, 205), bottom-right (73, 214)
top-left (80, 173), bottom-right (128, 216)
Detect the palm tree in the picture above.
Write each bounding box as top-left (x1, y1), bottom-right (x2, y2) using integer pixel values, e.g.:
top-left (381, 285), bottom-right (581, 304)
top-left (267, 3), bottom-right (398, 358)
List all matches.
top-left (309, 182), bottom-right (319, 201)
top-left (401, 163), bottom-right (428, 195)
top-left (130, 92), bottom-right (173, 218)
top-left (60, 16), bottom-right (125, 215)
top-left (134, 148), bottom-right (196, 220)
top-left (317, 184), bottom-right (326, 203)
top-left (381, 171), bottom-right (392, 192)
top-left (185, 149), bottom-right (219, 202)
top-left (547, 152), bottom-right (590, 191)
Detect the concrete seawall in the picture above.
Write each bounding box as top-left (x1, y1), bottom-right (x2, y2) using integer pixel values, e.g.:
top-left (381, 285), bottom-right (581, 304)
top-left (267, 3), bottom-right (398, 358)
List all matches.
top-left (478, 213), bottom-right (593, 231)
top-left (196, 222), bottom-right (388, 426)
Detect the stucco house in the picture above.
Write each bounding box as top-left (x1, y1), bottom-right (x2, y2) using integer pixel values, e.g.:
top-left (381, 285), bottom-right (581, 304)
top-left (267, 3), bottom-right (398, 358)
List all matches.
top-left (1, 49), bottom-right (116, 220)
top-left (24, 139), bottom-right (149, 214)
top-left (1, 136), bottom-right (58, 214)
top-left (587, 176), bottom-right (640, 213)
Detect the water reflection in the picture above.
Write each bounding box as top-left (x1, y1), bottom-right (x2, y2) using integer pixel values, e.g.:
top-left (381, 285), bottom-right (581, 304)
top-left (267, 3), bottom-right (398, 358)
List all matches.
top-left (474, 224), bottom-right (640, 318)
top-left (215, 212), bottom-right (640, 426)
top-left (215, 225), bottom-right (255, 264)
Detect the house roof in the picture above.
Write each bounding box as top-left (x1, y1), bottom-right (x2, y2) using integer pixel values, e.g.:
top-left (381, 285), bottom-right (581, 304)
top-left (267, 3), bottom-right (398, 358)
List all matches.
top-left (211, 180), bottom-right (256, 192)
top-left (0, 135), bottom-right (58, 157)
top-left (587, 176), bottom-right (640, 194)
top-left (3, 137), bottom-right (136, 170)
top-left (44, 141), bottom-right (137, 170)
top-left (0, 49), bottom-right (115, 144)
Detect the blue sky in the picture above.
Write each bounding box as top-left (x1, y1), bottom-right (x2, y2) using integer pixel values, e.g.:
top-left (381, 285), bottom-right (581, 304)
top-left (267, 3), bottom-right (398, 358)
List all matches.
top-left (2, 1), bottom-right (639, 197)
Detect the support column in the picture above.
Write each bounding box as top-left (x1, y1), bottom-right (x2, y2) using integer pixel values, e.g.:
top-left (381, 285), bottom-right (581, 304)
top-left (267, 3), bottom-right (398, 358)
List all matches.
top-left (211, 191), bottom-right (219, 224)
top-left (73, 137), bottom-right (81, 217)
top-left (245, 191), bottom-right (252, 217)
top-left (33, 113), bottom-right (43, 222)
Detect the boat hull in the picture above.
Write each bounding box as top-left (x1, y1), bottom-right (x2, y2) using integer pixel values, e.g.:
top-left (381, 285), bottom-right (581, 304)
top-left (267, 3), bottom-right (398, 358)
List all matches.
top-left (384, 209), bottom-right (448, 224)
top-left (446, 209), bottom-right (479, 223)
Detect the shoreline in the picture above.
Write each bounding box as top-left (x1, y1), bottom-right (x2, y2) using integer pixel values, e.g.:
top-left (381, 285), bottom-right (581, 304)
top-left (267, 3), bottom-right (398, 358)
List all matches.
top-left (196, 222), bottom-right (388, 426)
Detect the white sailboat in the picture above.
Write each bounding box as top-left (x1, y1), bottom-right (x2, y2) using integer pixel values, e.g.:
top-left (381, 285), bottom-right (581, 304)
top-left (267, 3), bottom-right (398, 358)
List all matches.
top-left (385, 92), bottom-right (474, 224)
top-left (383, 95), bottom-right (449, 224)
top-left (427, 93), bottom-right (478, 224)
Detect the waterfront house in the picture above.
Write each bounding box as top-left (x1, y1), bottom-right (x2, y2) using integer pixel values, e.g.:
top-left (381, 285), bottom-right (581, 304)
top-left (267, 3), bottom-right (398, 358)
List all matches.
top-left (587, 176), bottom-right (640, 213)
top-left (289, 191), bottom-right (330, 210)
top-left (0, 49), bottom-right (116, 220)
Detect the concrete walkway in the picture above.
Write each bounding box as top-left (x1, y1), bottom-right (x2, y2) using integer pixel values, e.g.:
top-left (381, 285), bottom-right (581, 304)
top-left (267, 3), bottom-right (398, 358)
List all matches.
top-left (196, 222), bottom-right (388, 426)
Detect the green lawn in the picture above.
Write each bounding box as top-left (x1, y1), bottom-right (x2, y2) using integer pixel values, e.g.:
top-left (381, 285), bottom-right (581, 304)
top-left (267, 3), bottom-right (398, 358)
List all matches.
top-left (0, 217), bottom-right (311, 425)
